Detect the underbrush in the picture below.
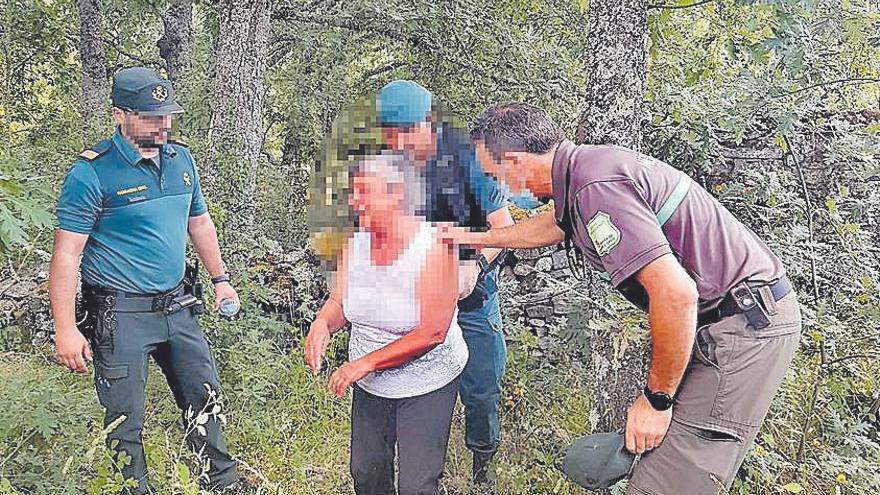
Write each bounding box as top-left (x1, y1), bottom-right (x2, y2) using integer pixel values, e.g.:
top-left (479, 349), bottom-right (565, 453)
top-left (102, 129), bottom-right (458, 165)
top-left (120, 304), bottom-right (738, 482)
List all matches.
top-left (1, 279), bottom-right (878, 494)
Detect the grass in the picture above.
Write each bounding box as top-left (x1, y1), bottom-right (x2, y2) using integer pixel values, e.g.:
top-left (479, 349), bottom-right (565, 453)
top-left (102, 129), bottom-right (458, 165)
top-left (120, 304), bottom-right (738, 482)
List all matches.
top-left (0, 312), bottom-right (595, 494)
top-left (3, 286), bottom-right (878, 494)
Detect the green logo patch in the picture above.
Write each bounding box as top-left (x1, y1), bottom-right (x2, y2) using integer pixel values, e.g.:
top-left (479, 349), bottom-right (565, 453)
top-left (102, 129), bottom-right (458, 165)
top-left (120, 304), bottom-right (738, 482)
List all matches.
top-left (586, 211), bottom-right (621, 256)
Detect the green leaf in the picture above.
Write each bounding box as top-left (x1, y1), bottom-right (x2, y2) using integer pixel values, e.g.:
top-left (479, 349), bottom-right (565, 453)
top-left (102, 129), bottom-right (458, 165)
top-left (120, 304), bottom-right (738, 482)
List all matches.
top-left (772, 134), bottom-right (788, 151)
top-left (782, 482), bottom-right (804, 493)
top-left (177, 463), bottom-right (191, 484)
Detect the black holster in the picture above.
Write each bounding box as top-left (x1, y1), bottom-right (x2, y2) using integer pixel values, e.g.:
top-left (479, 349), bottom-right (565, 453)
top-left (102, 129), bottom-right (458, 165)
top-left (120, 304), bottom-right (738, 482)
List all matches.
top-left (183, 259), bottom-right (205, 316)
top-left (77, 288), bottom-right (118, 350)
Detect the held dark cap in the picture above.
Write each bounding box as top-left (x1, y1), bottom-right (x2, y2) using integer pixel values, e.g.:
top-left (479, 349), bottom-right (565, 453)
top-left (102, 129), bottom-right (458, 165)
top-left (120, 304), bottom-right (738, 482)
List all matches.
top-left (111, 67), bottom-right (183, 115)
top-left (561, 431), bottom-right (637, 490)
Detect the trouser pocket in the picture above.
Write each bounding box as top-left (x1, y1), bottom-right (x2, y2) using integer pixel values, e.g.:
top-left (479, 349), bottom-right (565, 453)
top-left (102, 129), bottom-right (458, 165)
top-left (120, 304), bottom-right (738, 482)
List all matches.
top-left (629, 420), bottom-right (749, 495)
top-left (95, 362), bottom-right (133, 413)
top-left (677, 309), bottom-right (800, 435)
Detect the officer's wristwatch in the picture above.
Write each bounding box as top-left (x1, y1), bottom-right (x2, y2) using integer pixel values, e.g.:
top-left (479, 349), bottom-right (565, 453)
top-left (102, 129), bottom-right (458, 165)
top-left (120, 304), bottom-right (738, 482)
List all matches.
top-left (643, 386), bottom-right (675, 411)
top-left (211, 273), bottom-right (231, 285)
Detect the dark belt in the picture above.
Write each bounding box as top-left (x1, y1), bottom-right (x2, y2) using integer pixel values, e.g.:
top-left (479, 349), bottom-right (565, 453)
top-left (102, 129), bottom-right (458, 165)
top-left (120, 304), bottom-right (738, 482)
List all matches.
top-left (82, 282), bottom-right (186, 313)
top-left (698, 275), bottom-right (792, 329)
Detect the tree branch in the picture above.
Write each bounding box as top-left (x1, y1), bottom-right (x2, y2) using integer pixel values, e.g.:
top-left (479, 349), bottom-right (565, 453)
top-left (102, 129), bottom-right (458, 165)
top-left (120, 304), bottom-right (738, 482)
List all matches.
top-left (63, 32), bottom-right (162, 67)
top-left (776, 77), bottom-right (880, 98)
top-left (649, 0), bottom-right (714, 10)
top-left (823, 353), bottom-right (880, 368)
top-left (784, 135), bottom-right (820, 303)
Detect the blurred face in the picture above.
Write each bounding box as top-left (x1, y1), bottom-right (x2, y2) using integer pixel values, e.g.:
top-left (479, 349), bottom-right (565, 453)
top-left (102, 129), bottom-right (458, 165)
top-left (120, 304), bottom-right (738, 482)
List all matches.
top-left (474, 139), bottom-right (528, 193)
top-left (349, 168), bottom-right (406, 230)
top-left (112, 107), bottom-right (172, 149)
top-left (382, 121), bottom-right (435, 163)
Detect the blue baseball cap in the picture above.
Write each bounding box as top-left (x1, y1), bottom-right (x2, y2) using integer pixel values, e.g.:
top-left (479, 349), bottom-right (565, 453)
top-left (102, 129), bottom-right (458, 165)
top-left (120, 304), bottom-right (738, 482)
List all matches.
top-left (377, 80), bottom-right (432, 126)
top-left (111, 67), bottom-right (183, 115)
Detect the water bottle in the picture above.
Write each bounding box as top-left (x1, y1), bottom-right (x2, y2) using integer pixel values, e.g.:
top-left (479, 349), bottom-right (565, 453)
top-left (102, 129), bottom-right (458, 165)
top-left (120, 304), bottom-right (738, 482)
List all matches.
top-left (219, 298), bottom-right (240, 317)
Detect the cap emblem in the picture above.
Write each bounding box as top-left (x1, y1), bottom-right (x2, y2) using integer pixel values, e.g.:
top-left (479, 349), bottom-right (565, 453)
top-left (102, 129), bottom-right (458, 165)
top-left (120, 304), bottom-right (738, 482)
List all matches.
top-left (152, 85), bottom-right (168, 102)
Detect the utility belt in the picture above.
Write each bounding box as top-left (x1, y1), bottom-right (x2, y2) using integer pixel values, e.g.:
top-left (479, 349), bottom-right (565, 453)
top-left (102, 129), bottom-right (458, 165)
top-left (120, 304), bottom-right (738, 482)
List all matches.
top-left (76, 261), bottom-right (205, 348)
top-left (81, 281), bottom-right (204, 314)
top-left (697, 275), bottom-right (792, 329)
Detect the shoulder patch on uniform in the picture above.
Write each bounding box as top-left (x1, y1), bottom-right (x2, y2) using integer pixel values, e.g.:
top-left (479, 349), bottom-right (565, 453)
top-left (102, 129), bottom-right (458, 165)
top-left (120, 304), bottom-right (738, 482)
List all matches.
top-left (77, 140), bottom-right (112, 162)
top-left (586, 211), bottom-right (621, 257)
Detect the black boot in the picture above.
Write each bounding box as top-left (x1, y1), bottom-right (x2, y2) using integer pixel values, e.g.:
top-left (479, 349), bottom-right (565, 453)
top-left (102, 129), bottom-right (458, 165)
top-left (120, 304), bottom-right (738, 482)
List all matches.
top-left (472, 450), bottom-right (497, 494)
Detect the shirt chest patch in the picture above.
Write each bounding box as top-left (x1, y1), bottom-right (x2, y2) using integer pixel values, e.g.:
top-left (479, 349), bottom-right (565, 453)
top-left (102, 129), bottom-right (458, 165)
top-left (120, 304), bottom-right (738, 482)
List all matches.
top-left (116, 184), bottom-right (148, 197)
top-left (183, 171), bottom-right (191, 187)
top-left (586, 211), bottom-right (621, 257)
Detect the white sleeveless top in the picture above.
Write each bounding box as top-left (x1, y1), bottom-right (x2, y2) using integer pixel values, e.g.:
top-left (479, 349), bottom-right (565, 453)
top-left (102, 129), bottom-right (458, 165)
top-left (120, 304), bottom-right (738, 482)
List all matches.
top-left (344, 222), bottom-right (468, 399)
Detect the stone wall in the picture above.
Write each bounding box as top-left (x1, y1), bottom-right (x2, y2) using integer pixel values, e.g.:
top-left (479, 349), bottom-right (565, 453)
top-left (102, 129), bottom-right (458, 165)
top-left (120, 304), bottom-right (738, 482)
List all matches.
top-left (0, 251), bottom-right (52, 347)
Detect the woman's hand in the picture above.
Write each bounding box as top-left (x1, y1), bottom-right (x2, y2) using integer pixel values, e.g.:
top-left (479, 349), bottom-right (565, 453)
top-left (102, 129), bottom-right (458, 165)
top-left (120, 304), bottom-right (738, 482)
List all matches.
top-left (305, 320), bottom-right (331, 375)
top-left (329, 360), bottom-right (372, 397)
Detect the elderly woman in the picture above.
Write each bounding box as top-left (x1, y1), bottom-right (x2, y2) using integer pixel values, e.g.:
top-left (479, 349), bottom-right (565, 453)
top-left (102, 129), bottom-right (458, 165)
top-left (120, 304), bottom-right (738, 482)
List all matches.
top-left (305, 153), bottom-right (467, 495)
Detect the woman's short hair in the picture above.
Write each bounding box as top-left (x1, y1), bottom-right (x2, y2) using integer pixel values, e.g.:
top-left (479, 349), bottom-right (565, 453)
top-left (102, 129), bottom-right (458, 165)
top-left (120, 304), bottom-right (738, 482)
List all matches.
top-left (354, 152), bottom-right (425, 217)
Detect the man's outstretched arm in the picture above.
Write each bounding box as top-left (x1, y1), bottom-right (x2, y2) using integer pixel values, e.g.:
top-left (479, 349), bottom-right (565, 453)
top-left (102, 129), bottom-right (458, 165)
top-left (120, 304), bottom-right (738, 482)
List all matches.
top-left (443, 210), bottom-right (564, 250)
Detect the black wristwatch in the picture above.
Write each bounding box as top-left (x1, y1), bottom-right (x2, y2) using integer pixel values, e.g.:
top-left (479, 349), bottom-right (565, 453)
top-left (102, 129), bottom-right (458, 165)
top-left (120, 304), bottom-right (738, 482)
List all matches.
top-left (211, 273), bottom-right (231, 285)
top-left (643, 385), bottom-right (675, 411)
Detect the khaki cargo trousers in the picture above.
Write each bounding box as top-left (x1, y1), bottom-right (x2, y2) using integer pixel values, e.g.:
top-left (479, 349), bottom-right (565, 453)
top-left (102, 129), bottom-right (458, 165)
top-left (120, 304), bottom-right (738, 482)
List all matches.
top-left (628, 290), bottom-right (802, 494)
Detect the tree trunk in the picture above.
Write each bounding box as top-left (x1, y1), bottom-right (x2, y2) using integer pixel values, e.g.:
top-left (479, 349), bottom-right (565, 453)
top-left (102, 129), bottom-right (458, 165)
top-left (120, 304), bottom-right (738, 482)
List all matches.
top-left (76, 0), bottom-right (109, 145)
top-left (157, 0), bottom-right (193, 94)
top-left (203, 0), bottom-right (272, 263)
top-left (576, 0), bottom-right (650, 436)
top-left (280, 125), bottom-right (310, 249)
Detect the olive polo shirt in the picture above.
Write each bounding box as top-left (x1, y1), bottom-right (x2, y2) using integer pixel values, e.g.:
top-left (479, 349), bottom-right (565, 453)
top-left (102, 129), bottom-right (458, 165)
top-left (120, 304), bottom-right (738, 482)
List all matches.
top-left (551, 139), bottom-right (785, 312)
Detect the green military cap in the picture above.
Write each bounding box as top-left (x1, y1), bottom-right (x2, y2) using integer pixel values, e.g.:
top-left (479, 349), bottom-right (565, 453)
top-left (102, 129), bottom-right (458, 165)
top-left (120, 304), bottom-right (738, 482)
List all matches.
top-left (111, 67), bottom-right (183, 115)
top-left (561, 431), bottom-right (637, 490)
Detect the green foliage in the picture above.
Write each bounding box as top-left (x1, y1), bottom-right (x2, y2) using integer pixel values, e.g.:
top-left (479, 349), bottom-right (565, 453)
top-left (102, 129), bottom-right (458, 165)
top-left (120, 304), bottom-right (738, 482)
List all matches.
top-left (0, 306), bottom-right (598, 494)
top-left (1, 0), bottom-right (879, 492)
top-left (0, 352), bottom-right (137, 494)
top-left (0, 161), bottom-right (53, 255)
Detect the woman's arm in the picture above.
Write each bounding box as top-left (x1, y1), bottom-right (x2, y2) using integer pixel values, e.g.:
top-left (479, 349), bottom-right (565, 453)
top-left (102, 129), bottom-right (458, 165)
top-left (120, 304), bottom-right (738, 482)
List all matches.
top-left (312, 288), bottom-right (347, 334)
top-left (305, 242), bottom-right (351, 374)
top-left (328, 238), bottom-right (459, 395)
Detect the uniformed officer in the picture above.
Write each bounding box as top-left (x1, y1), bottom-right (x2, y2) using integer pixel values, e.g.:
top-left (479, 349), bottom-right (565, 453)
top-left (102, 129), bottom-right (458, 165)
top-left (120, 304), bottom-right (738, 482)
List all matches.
top-left (449, 102), bottom-right (802, 494)
top-left (375, 81), bottom-right (515, 490)
top-left (49, 67), bottom-right (250, 493)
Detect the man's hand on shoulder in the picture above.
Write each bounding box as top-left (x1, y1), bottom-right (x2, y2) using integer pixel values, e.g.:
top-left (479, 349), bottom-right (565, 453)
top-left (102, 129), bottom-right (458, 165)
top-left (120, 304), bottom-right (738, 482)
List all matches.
top-left (435, 223), bottom-right (489, 251)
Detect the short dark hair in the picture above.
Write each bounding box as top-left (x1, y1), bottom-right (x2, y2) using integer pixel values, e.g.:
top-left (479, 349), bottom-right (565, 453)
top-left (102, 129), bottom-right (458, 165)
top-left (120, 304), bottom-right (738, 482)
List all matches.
top-left (470, 102), bottom-right (565, 158)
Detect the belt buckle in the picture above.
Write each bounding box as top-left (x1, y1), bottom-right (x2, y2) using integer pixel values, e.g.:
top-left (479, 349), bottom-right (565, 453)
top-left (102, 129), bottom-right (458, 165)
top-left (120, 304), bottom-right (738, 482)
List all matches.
top-left (151, 294), bottom-right (170, 312)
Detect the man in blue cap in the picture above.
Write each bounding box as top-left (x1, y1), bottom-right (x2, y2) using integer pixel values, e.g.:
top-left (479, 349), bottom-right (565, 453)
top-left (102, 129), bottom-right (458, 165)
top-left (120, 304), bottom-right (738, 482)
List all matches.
top-left (376, 80), bottom-right (515, 491)
top-left (49, 67), bottom-right (250, 493)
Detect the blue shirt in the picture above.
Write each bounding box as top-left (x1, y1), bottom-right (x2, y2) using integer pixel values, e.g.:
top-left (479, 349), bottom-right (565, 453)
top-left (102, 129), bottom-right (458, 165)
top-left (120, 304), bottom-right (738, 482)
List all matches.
top-left (424, 123), bottom-right (508, 313)
top-left (56, 127), bottom-right (207, 294)
top-left (425, 123), bottom-right (507, 227)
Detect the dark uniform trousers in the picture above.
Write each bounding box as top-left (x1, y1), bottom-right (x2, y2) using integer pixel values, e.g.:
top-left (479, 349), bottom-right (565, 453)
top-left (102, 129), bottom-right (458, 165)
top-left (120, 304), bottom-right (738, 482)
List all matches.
top-left (627, 290), bottom-right (802, 494)
top-left (457, 268), bottom-right (507, 455)
top-left (88, 293), bottom-right (238, 493)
